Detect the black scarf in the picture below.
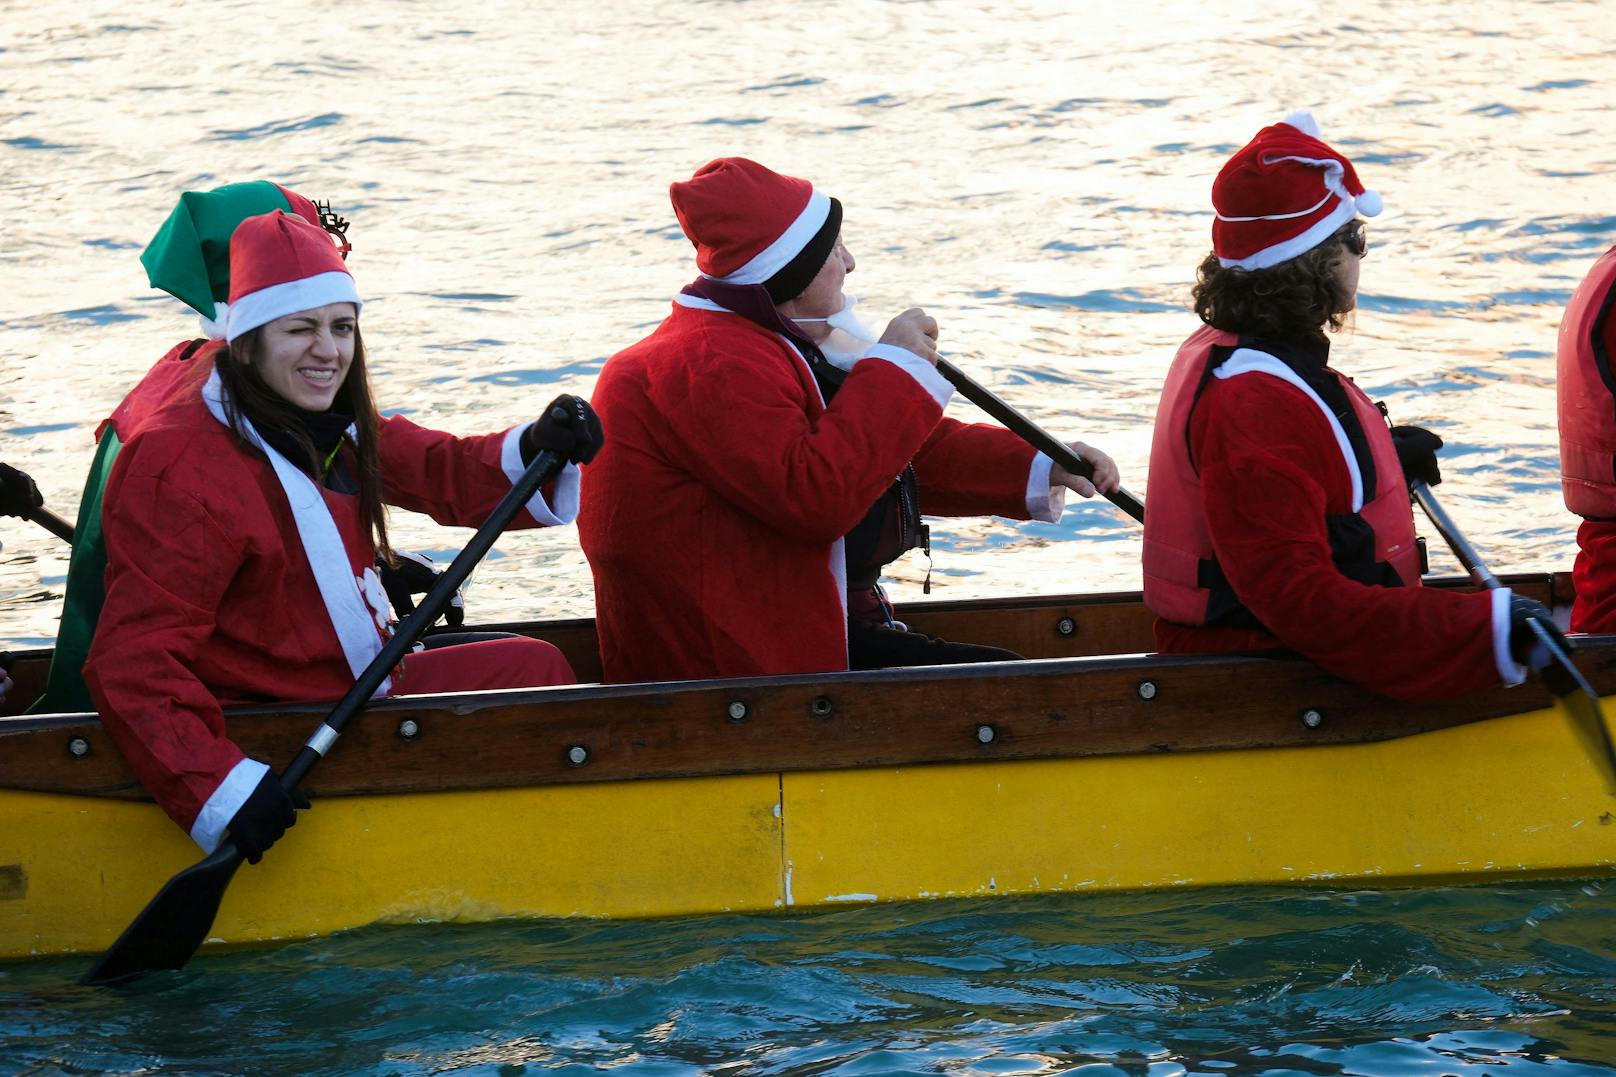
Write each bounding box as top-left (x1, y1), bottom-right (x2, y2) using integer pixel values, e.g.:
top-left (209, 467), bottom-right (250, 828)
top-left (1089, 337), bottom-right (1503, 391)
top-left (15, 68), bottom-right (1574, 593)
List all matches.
top-left (258, 406), bottom-right (356, 491)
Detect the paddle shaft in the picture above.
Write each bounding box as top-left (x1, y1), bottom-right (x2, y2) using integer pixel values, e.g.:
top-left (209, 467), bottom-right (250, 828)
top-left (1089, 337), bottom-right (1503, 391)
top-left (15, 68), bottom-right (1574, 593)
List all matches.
top-left (26, 506), bottom-right (74, 544)
top-left (83, 446), bottom-right (566, 986)
top-left (282, 447), bottom-right (565, 791)
top-left (1412, 479), bottom-right (1616, 795)
top-left (935, 359), bottom-right (1145, 525)
top-left (1409, 482), bottom-right (1498, 591)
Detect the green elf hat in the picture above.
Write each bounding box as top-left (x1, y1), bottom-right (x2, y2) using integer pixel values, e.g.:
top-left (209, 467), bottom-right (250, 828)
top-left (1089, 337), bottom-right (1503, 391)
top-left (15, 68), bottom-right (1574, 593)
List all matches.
top-left (140, 181), bottom-right (321, 338)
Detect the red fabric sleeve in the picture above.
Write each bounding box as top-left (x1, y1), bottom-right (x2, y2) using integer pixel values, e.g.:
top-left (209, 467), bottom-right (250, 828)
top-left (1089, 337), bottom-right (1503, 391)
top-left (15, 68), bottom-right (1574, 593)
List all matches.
top-left (1191, 374), bottom-right (1500, 701)
top-left (375, 415), bottom-right (544, 528)
top-left (910, 418), bottom-right (1041, 519)
top-left (654, 336), bottom-right (945, 545)
top-left (83, 436), bottom-right (252, 832)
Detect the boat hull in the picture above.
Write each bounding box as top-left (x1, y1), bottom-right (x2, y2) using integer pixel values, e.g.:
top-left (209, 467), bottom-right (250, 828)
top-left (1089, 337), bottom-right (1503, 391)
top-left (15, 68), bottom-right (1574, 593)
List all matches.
top-left (4, 698), bottom-right (1612, 962)
top-left (5, 576), bottom-right (1613, 964)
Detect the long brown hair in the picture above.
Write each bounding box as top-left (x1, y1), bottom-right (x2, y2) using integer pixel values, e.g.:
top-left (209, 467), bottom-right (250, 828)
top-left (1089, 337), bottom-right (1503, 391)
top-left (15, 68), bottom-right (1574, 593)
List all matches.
top-left (218, 324), bottom-right (394, 565)
top-left (1191, 226), bottom-right (1358, 342)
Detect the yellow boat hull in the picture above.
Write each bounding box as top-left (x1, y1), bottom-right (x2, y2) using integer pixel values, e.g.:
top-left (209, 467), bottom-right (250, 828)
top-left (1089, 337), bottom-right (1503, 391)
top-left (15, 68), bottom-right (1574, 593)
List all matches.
top-left (5, 700), bottom-right (1612, 962)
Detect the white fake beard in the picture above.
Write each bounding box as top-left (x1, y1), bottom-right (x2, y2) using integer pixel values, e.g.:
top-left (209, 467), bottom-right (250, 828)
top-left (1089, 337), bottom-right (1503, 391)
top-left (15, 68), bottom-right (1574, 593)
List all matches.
top-left (802, 296), bottom-right (882, 371)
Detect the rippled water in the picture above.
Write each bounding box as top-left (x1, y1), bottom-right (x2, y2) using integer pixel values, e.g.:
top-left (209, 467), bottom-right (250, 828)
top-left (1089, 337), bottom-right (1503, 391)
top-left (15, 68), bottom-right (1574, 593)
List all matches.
top-left (6, 0), bottom-right (1614, 646)
top-left (6, 886), bottom-right (1616, 1074)
top-left (6, 1), bottom-right (1616, 1070)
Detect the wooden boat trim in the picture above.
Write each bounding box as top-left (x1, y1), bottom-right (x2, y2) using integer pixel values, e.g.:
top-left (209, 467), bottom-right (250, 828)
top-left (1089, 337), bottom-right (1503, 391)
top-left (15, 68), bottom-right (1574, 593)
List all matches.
top-left (7, 635), bottom-right (1610, 801)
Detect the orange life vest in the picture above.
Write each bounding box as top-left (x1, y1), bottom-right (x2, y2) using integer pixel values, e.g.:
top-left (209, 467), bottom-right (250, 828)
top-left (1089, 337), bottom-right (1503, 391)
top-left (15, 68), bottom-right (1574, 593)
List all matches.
top-left (1558, 243), bottom-right (1616, 519)
top-left (1143, 326), bottom-right (1423, 628)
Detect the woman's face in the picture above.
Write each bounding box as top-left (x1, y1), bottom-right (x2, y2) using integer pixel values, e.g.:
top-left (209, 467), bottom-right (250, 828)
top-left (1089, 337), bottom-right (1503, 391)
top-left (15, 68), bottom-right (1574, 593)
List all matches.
top-left (254, 302), bottom-right (357, 411)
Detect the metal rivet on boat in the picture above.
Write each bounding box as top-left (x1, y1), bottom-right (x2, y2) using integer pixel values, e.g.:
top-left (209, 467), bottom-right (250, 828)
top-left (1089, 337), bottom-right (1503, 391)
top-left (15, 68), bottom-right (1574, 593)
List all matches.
top-left (67, 737), bottom-right (90, 758)
top-left (809, 696), bottom-right (834, 719)
top-left (566, 745), bottom-right (589, 766)
top-left (397, 719), bottom-right (420, 741)
top-left (976, 724), bottom-right (997, 744)
top-left (1056, 617), bottom-right (1076, 637)
top-left (727, 701), bottom-right (748, 722)
top-left (1300, 708), bottom-right (1324, 729)
top-left (1137, 680), bottom-right (1158, 701)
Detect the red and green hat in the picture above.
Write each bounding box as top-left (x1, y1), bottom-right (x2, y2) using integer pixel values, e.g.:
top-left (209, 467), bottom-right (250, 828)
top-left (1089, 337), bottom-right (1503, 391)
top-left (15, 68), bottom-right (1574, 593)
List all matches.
top-left (141, 181), bottom-right (322, 334)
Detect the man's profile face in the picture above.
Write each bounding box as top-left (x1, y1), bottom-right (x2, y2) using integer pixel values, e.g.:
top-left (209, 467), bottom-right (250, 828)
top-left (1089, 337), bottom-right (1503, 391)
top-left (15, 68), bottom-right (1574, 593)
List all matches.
top-left (780, 237), bottom-right (854, 324)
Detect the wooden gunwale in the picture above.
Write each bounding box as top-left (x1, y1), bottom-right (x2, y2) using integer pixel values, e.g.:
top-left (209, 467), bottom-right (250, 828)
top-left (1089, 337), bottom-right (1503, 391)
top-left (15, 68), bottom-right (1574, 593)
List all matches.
top-left (1, 572), bottom-right (1600, 803)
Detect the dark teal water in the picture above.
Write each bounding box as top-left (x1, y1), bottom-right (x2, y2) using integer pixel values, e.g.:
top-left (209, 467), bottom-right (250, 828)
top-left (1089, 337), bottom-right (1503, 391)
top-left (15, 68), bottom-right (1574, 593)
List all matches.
top-left (5, 885), bottom-right (1616, 1074)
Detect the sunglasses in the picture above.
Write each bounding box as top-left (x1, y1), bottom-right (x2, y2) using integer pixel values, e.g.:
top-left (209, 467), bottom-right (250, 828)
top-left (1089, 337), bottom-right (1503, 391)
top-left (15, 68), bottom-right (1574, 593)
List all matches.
top-left (315, 200), bottom-right (352, 261)
top-left (1339, 219), bottom-right (1368, 258)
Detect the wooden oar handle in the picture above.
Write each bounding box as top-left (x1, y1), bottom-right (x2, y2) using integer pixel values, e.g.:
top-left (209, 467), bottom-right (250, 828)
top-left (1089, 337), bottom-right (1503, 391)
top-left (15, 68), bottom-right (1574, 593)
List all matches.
top-left (935, 359), bottom-right (1145, 525)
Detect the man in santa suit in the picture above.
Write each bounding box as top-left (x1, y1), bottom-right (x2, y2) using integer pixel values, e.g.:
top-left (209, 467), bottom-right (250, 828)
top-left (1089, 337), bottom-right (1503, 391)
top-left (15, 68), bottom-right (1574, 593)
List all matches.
top-left (1143, 110), bottom-right (1560, 701)
top-left (1557, 240), bottom-right (1616, 631)
top-left (579, 157), bottom-right (1120, 683)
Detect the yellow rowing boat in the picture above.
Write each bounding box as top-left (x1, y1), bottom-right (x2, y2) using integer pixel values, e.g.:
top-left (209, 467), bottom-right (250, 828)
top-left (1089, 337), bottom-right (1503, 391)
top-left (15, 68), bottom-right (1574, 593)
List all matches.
top-left (3, 574), bottom-right (1610, 963)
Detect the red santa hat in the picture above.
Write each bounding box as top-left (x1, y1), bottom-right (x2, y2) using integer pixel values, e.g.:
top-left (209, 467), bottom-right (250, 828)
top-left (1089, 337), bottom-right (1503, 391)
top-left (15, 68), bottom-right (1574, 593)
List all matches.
top-left (224, 210), bottom-right (363, 342)
top-left (1211, 110), bottom-right (1383, 270)
top-left (670, 157), bottom-right (844, 303)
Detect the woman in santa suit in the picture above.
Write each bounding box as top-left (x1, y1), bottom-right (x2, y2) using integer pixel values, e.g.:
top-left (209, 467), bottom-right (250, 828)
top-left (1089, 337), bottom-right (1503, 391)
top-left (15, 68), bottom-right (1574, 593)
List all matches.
top-left (1142, 110), bottom-right (1558, 701)
top-left (1557, 240), bottom-right (1616, 631)
top-left (85, 210), bottom-right (603, 864)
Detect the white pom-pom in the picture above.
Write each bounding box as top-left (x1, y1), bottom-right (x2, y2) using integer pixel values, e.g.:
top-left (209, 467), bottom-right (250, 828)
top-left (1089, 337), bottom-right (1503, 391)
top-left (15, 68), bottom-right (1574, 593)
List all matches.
top-left (1355, 189), bottom-right (1383, 217)
top-left (1281, 109), bottom-right (1320, 137)
top-left (199, 300), bottom-right (229, 340)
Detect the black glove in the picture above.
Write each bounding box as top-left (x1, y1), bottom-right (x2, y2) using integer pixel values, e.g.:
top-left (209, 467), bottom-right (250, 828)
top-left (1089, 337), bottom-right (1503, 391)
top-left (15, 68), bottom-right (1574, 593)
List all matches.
top-left (1508, 594), bottom-right (1571, 671)
top-left (379, 550), bottom-right (465, 628)
top-left (521, 394), bottom-right (605, 466)
top-left (0, 463), bottom-right (42, 518)
top-left (1390, 425), bottom-right (1443, 488)
top-left (226, 770), bottom-right (311, 865)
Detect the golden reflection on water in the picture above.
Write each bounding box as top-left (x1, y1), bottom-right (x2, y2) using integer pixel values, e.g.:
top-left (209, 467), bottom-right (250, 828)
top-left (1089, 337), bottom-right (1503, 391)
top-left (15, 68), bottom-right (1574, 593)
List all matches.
top-left (3, 0), bottom-right (1614, 646)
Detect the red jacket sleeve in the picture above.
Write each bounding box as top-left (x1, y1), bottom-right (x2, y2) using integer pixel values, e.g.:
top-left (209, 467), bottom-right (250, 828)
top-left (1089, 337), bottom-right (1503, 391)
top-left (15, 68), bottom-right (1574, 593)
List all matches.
top-left (1191, 374), bottom-right (1501, 701)
top-left (911, 417), bottom-right (1041, 519)
top-left (376, 414), bottom-right (572, 529)
top-left (83, 434), bottom-right (252, 833)
top-left (652, 333), bottom-right (946, 545)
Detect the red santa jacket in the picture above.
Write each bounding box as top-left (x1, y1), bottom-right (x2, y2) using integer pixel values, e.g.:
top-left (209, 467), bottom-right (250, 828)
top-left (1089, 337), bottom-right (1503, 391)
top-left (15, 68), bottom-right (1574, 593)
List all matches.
top-left (85, 346), bottom-right (578, 849)
top-left (578, 299), bottom-right (1046, 683)
top-left (1145, 330), bottom-right (1518, 701)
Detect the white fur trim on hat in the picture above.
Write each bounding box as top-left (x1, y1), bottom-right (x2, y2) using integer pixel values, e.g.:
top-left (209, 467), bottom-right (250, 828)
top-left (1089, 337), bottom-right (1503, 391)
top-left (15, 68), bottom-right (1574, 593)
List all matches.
top-left (225, 271), bottom-right (362, 342)
top-left (1217, 198), bottom-right (1358, 270)
top-left (713, 189), bottom-right (832, 286)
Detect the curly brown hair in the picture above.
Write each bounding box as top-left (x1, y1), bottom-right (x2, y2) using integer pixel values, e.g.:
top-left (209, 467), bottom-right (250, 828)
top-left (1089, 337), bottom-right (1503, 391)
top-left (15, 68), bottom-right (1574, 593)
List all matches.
top-left (1191, 226), bottom-right (1358, 341)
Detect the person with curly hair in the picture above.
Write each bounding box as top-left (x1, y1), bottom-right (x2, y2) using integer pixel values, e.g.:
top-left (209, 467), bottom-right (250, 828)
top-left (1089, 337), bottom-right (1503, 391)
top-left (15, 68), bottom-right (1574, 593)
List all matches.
top-left (1141, 110), bottom-right (1555, 701)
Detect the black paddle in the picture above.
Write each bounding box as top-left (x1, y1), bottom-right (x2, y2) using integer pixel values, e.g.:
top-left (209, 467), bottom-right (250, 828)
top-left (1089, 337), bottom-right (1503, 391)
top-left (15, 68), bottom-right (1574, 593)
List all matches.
top-left (81, 446), bottom-right (567, 987)
top-left (935, 359), bottom-right (1145, 524)
top-left (25, 506), bottom-right (74, 544)
top-left (1411, 479), bottom-right (1616, 794)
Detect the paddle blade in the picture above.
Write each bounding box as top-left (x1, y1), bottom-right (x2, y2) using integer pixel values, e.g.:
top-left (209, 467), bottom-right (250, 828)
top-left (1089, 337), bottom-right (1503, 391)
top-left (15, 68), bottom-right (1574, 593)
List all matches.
top-left (1531, 621), bottom-right (1616, 797)
top-left (80, 843), bottom-right (244, 987)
